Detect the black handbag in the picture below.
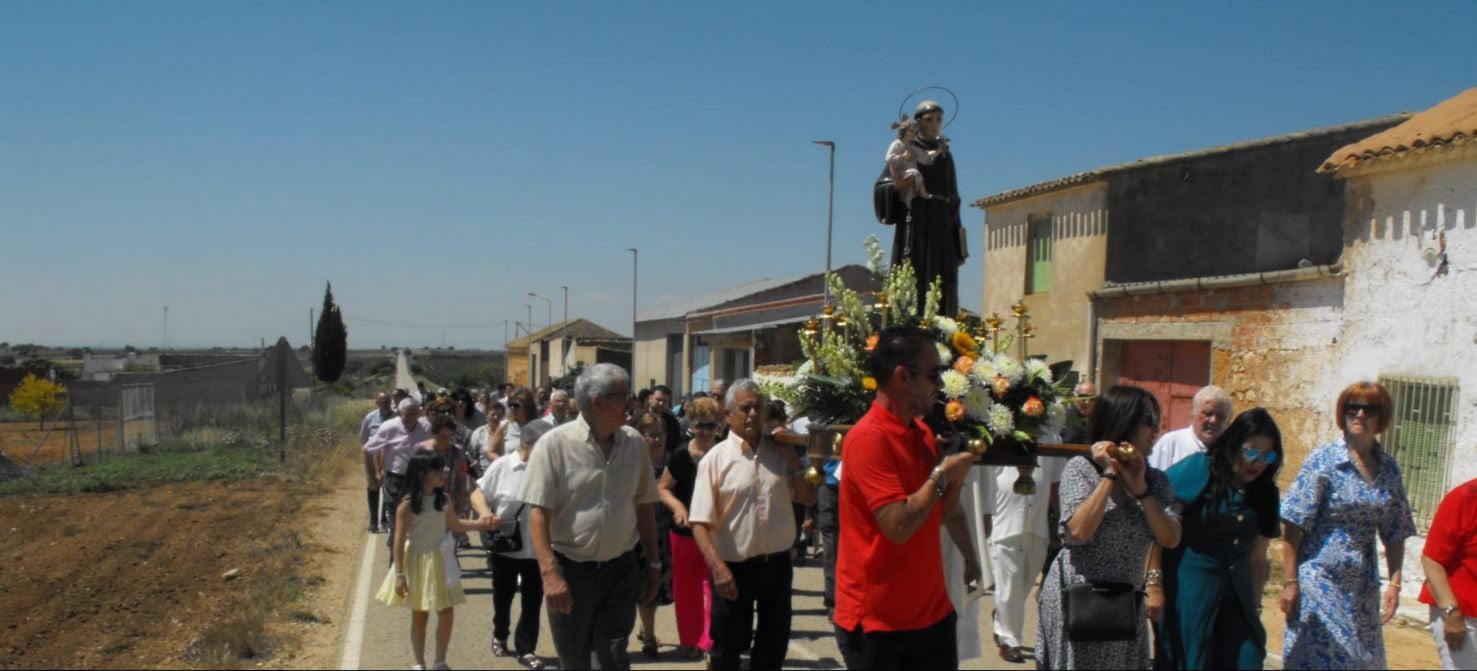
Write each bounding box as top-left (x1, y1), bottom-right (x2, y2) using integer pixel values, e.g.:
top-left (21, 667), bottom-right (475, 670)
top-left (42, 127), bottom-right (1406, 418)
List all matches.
top-left (486, 503), bottom-right (526, 554)
top-left (1059, 555), bottom-right (1142, 642)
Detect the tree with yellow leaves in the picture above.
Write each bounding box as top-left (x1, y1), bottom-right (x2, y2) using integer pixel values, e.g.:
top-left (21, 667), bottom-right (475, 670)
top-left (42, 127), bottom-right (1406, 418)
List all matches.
top-left (9, 373), bottom-right (66, 428)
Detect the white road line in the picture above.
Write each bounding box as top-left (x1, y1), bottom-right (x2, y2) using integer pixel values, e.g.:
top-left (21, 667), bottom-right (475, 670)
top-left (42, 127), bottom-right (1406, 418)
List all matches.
top-left (338, 533), bottom-right (379, 671)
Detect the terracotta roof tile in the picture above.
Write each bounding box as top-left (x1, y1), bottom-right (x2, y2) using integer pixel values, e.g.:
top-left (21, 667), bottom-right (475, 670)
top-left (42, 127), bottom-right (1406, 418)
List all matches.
top-left (1320, 87), bottom-right (1477, 172)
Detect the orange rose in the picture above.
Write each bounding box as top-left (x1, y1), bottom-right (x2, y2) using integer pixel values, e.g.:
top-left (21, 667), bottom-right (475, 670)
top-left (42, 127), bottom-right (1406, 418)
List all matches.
top-left (861, 376), bottom-right (877, 391)
top-left (951, 331), bottom-right (980, 356)
top-left (1022, 396), bottom-right (1045, 418)
top-left (865, 334), bottom-right (880, 352)
top-left (991, 374), bottom-right (1012, 398)
top-left (953, 355), bottom-right (976, 375)
top-left (945, 399), bottom-right (966, 422)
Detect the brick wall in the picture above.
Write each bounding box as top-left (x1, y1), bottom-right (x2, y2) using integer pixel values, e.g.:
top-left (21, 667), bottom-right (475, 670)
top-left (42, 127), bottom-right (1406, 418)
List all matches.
top-left (1098, 277), bottom-right (1345, 483)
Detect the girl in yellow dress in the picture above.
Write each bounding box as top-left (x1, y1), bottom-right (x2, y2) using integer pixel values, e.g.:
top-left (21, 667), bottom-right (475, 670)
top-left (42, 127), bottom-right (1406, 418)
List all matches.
top-left (377, 450), bottom-right (497, 670)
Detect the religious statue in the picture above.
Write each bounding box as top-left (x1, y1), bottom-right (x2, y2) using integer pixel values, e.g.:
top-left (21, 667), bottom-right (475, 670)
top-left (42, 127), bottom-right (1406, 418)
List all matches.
top-left (874, 93), bottom-right (967, 317)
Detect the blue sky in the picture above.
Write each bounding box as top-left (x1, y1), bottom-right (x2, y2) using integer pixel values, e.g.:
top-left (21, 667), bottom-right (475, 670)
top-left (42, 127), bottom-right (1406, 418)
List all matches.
top-left (3, 1), bottom-right (1475, 349)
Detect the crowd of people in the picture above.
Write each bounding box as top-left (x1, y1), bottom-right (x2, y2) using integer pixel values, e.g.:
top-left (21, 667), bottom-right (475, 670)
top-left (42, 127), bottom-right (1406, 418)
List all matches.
top-left (356, 329), bottom-right (1477, 671)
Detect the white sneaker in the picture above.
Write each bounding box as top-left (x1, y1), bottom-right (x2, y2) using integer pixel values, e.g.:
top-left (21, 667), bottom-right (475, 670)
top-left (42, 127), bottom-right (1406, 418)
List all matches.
top-left (411, 665), bottom-right (425, 671)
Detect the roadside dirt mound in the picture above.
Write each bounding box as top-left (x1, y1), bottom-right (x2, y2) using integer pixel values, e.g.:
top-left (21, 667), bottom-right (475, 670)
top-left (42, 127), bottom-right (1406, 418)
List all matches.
top-left (0, 478), bottom-right (324, 668)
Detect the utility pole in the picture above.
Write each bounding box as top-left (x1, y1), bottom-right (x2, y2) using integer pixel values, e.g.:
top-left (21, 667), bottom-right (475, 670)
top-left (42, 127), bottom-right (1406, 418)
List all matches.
top-left (309, 308), bottom-right (315, 348)
top-left (626, 248), bottom-right (638, 341)
top-left (162, 305), bottom-right (169, 350)
top-left (812, 140), bottom-right (836, 321)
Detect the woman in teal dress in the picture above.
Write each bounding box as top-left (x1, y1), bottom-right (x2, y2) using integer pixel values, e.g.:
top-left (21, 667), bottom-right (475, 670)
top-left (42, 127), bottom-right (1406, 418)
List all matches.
top-left (1154, 408), bottom-right (1283, 670)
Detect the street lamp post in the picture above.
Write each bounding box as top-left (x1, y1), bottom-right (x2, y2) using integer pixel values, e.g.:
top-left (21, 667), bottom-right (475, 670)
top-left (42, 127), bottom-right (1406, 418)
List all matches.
top-left (625, 248), bottom-right (638, 343)
top-left (526, 304), bottom-right (534, 335)
top-left (529, 292), bottom-right (552, 329)
top-left (559, 285), bottom-right (569, 330)
top-left (812, 140), bottom-right (836, 334)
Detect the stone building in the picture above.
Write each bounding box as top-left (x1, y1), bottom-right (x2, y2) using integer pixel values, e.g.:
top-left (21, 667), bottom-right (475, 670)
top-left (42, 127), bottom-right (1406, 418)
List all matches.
top-left (632, 265), bottom-right (871, 395)
top-left (1317, 88), bottom-right (1477, 589)
top-left (975, 114), bottom-right (1409, 461)
top-left (506, 319), bottom-right (631, 388)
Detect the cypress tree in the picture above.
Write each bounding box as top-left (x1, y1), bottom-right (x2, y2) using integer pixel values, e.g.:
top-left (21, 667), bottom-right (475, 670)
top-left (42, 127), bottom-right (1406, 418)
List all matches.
top-left (313, 282), bottom-right (348, 382)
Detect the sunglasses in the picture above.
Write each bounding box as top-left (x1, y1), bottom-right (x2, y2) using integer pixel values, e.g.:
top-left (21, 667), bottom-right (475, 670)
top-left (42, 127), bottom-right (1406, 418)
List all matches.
top-left (1240, 446), bottom-right (1278, 465)
top-left (692, 422), bottom-right (718, 431)
top-left (643, 432), bottom-right (665, 440)
top-left (1344, 403), bottom-right (1382, 418)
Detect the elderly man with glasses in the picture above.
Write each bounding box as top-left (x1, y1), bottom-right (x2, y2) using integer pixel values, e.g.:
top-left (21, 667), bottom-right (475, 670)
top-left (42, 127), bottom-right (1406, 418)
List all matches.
top-left (1149, 385), bottom-right (1233, 472)
top-left (522, 363), bottom-right (663, 671)
top-left (689, 380), bottom-right (817, 671)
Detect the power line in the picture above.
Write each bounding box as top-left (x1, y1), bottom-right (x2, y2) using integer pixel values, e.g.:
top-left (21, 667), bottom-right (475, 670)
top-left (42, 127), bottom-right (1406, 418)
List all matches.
top-left (341, 315), bottom-right (502, 330)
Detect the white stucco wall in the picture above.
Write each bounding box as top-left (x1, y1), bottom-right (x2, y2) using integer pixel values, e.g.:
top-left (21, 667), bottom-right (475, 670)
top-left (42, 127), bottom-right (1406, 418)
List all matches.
top-left (1333, 151), bottom-right (1477, 596)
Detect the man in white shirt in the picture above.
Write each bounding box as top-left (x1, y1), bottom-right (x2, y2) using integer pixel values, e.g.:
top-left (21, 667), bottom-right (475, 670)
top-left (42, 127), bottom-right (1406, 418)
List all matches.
top-left (690, 379), bottom-right (817, 671)
top-left (1147, 385), bottom-right (1231, 472)
top-left (981, 457), bottom-right (1066, 662)
top-left (359, 392), bottom-right (396, 533)
top-left (545, 389), bottom-right (575, 425)
top-left (522, 364), bottom-right (662, 671)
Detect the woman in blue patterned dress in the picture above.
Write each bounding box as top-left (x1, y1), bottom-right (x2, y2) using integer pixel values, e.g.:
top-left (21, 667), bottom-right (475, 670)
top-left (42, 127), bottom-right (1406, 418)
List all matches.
top-left (1280, 381), bottom-right (1417, 669)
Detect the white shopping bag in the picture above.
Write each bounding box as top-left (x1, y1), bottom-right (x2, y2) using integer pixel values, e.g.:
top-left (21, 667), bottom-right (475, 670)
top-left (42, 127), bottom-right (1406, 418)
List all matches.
top-left (441, 534), bottom-right (462, 589)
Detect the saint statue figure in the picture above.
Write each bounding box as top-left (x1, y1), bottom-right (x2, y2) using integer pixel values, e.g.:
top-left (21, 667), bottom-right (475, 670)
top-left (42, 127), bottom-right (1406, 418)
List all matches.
top-left (876, 99), bottom-right (967, 316)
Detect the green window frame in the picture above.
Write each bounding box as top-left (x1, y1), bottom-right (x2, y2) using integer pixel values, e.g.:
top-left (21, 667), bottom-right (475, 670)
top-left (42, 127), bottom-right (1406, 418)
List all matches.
top-left (1380, 375), bottom-right (1460, 531)
top-left (1025, 213), bottom-right (1053, 295)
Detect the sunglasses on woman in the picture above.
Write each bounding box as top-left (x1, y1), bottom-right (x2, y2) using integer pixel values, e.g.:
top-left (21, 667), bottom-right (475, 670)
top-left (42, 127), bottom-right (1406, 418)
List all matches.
top-left (1240, 446), bottom-right (1278, 465)
top-left (1344, 403), bottom-right (1382, 418)
top-left (692, 422), bottom-right (718, 432)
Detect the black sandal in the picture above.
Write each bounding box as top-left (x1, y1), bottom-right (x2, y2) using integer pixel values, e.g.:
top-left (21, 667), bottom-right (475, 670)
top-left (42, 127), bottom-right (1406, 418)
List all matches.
top-left (639, 632), bottom-right (659, 659)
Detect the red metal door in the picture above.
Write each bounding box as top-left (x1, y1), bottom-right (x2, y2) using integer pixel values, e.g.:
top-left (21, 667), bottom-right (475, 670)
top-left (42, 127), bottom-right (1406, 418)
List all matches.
top-left (1117, 340), bottom-right (1211, 432)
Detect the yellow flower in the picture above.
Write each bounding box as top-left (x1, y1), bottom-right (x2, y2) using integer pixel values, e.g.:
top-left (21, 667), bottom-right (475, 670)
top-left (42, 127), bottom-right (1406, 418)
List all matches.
top-left (861, 376), bottom-right (877, 392)
top-left (1022, 395), bottom-right (1046, 418)
top-left (951, 331), bottom-right (980, 356)
top-left (945, 399), bottom-right (967, 422)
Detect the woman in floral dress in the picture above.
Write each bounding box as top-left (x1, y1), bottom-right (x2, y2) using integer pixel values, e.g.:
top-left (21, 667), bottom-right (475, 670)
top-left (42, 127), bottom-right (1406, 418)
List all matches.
top-left (1280, 381), bottom-right (1416, 669)
top-left (1037, 385), bottom-right (1182, 670)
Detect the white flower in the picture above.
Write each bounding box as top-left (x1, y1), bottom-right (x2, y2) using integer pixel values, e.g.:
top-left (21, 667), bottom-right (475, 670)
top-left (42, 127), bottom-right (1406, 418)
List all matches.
top-left (1026, 358), bottom-right (1052, 384)
top-left (933, 316), bottom-right (959, 338)
top-left (940, 370), bottom-right (969, 400)
top-left (970, 357), bottom-right (998, 387)
top-left (993, 355), bottom-right (1024, 384)
top-left (964, 388), bottom-right (993, 421)
top-left (935, 342), bottom-right (953, 366)
top-left (986, 403), bottom-right (1016, 437)
top-left (1044, 403), bottom-right (1067, 436)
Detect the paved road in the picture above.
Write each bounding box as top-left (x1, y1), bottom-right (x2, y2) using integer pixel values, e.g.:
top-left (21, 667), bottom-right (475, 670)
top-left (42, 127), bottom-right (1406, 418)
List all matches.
top-left (340, 528), bottom-right (1039, 670)
top-left (394, 352), bottom-right (419, 401)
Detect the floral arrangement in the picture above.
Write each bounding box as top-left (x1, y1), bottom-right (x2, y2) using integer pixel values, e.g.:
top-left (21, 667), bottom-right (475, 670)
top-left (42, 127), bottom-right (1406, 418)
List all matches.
top-left (786, 236), bottom-right (1074, 446)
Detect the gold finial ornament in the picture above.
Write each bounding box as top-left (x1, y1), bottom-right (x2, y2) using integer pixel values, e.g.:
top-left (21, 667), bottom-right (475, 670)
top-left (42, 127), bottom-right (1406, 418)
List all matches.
top-left (804, 457), bottom-right (826, 485)
top-left (802, 318), bottom-right (820, 336)
top-left (1010, 301), bottom-right (1028, 318)
top-left (966, 437), bottom-right (988, 456)
top-left (1109, 442), bottom-right (1143, 462)
top-left (1013, 466), bottom-right (1037, 495)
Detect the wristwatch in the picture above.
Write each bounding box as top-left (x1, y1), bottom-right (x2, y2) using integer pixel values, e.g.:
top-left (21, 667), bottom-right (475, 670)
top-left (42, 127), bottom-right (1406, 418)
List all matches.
top-left (1442, 605), bottom-right (1463, 620)
top-left (930, 466), bottom-right (948, 498)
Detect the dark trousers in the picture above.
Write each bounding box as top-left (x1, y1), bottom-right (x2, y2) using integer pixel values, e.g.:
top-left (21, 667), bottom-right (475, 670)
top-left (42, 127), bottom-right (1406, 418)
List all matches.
top-left (816, 484), bottom-right (840, 610)
top-left (490, 554), bottom-right (543, 656)
top-left (834, 612), bottom-right (957, 671)
top-left (709, 551), bottom-right (793, 671)
top-left (366, 488), bottom-right (381, 528)
top-left (382, 472), bottom-right (408, 559)
top-left (548, 550), bottom-right (639, 671)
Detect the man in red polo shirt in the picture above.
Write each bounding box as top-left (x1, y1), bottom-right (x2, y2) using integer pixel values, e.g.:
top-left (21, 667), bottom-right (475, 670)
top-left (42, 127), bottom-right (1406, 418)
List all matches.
top-left (833, 325), bottom-right (976, 670)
